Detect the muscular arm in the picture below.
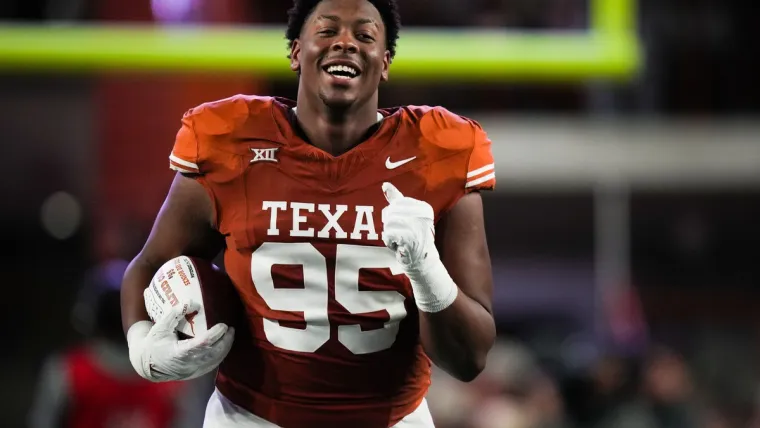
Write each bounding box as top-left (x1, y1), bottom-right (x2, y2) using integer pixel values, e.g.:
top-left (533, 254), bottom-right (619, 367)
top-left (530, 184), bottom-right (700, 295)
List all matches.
top-left (121, 173), bottom-right (225, 334)
top-left (418, 192), bottom-right (495, 382)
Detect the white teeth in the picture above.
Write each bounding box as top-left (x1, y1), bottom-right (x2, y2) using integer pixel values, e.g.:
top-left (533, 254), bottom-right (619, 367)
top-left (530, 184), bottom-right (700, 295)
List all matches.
top-left (326, 65), bottom-right (358, 77)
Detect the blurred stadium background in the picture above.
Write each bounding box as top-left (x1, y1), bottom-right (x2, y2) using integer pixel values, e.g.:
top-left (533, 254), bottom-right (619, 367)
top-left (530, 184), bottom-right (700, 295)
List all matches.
top-left (2, 0), bottom-right (760, 427)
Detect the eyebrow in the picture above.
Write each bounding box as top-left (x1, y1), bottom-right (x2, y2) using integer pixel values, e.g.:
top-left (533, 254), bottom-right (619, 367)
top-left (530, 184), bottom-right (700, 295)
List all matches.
top-left (317, 15), bottom-right (377, 26)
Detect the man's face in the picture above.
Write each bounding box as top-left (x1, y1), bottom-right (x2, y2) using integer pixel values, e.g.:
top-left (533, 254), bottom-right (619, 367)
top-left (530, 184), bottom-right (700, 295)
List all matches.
top-left (290, 0), bottom-right (390, 109)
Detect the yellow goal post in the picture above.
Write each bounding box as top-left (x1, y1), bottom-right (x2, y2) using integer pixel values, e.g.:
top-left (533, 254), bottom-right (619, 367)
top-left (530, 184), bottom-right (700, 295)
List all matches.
top-left (0, 0), bottom-right (640, 81)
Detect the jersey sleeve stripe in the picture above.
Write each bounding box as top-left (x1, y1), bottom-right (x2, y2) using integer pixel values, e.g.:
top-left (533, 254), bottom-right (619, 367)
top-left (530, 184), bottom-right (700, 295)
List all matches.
top-left (465, 172), bottom-right (496, 188)
top-left (169, 163), bottom-right (199, 174)
top-left (169, 154), bottom-right (199, 170)
top-left (466, 163), bottom-right (494, 178)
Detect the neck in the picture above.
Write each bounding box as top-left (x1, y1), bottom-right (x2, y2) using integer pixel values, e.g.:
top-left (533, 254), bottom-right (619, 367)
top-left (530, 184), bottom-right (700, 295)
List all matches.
top-left (295, 90), bottom-right (380, 156)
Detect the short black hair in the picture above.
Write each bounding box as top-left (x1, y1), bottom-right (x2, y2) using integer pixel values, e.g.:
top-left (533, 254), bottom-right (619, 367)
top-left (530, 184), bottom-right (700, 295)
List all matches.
top-left (286, 0), bottom-right (401, 60)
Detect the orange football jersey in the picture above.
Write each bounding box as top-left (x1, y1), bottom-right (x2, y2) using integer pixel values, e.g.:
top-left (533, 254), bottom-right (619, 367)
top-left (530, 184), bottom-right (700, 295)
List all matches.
top-left (169, 95), bottom-right (495, 428)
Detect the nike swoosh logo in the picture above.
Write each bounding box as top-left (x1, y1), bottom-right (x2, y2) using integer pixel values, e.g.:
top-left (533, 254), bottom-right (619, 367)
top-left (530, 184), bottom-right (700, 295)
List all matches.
top-left (385, 156), bottom-right (417, 169)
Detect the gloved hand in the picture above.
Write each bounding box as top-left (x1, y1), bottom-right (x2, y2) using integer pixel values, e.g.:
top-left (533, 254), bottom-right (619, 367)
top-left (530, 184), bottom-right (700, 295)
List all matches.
top-left (380, 182), bottom-right (438, 269)
top-left (381, 182), bottom-right (458, 313)
top-left (127, 300), bottom-right (235, 382)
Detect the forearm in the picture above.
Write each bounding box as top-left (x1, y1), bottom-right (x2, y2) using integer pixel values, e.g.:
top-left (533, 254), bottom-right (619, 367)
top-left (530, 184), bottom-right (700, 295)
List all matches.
top-left (419, 291), bottom-right (495, 382)
top-left (121, 255), bottom-right (160, 334)
top-left (381, 186), bottom-right (495, 381)
top-left (406, 258), bottom-right (495, 382)
top-left (120, 173), bottom-right (224, 336)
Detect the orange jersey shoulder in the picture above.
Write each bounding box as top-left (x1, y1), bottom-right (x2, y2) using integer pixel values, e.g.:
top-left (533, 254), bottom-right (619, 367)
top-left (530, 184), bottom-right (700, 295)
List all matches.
top-left (399, 105), bottom-right (496, 194)
top-left (169, 94), bottom-right (278, 175)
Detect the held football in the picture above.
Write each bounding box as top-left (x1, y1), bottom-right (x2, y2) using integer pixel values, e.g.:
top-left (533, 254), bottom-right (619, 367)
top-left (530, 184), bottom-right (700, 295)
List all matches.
top-left (144, 256), bottom-right (241, 338)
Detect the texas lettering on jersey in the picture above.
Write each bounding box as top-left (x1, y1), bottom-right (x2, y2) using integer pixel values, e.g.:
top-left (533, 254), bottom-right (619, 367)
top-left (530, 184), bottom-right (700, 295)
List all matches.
top-left (263, 201), bottom-right (380, 240)
top-left (167, 95), bottom-right (495, 428)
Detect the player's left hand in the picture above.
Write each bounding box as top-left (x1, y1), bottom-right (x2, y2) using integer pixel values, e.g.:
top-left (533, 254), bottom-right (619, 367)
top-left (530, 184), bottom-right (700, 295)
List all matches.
top-left (381, 182), bottom-right (439, 271)
top-left (381, 182), bottom-right (458, 313)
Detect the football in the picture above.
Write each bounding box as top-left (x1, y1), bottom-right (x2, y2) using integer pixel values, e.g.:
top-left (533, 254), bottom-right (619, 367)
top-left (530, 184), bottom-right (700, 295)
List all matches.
top-left (144, 256), bottom-right (242, 338)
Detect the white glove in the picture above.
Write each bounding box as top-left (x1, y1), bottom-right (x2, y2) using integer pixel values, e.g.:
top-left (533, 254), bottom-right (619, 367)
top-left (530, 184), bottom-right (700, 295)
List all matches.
top-left (381, 182), bottom-right (458, 313)
top-left (127, 300), bottom-right (235, 382)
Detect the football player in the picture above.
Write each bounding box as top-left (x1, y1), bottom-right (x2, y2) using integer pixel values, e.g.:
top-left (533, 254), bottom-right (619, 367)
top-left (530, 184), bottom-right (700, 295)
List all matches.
top-left (122, 0), bottom-right (497, 426)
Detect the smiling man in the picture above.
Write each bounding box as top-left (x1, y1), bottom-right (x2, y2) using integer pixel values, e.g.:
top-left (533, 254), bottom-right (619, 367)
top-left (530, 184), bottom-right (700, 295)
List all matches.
top-left (121, 0), bottom-right (497, 427)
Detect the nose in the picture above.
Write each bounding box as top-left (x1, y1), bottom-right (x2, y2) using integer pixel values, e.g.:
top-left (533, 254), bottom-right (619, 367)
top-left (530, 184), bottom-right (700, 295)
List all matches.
top-left (331, 31), bottom-right (358, 54)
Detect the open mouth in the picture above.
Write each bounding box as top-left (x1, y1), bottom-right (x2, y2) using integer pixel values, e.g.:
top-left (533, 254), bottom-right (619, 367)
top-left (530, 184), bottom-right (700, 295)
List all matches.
top-left (322, 64), bottom-right (361, 81)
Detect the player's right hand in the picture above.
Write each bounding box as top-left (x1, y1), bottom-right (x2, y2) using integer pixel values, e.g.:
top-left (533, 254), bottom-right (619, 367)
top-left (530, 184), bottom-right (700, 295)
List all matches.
top-left (127, 300), bottom-right (235, 382)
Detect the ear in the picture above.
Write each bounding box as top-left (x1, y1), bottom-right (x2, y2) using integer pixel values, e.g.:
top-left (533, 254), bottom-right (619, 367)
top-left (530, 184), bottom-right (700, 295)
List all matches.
top-left (290, 39), bottom-right (301, 73)
top-left (380, 50), bottom-right (391, 82)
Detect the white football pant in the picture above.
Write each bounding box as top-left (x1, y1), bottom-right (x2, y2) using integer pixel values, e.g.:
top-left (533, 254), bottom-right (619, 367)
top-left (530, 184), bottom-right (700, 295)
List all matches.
top-left (203, 388), bottom-right (435, 428)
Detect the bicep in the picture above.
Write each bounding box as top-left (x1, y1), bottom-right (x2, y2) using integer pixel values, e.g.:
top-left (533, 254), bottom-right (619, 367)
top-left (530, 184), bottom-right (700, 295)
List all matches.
top-left (138, 172), bottom-right (224, 265)
top-left (435, 192), bottom-right (493, 313)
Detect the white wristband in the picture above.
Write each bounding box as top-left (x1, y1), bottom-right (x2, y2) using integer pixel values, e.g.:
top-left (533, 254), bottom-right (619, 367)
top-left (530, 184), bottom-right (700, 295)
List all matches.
top-left (405, 259), bottom-right (459, 313)
top-left (126, 320), bottom-right (154, 380)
